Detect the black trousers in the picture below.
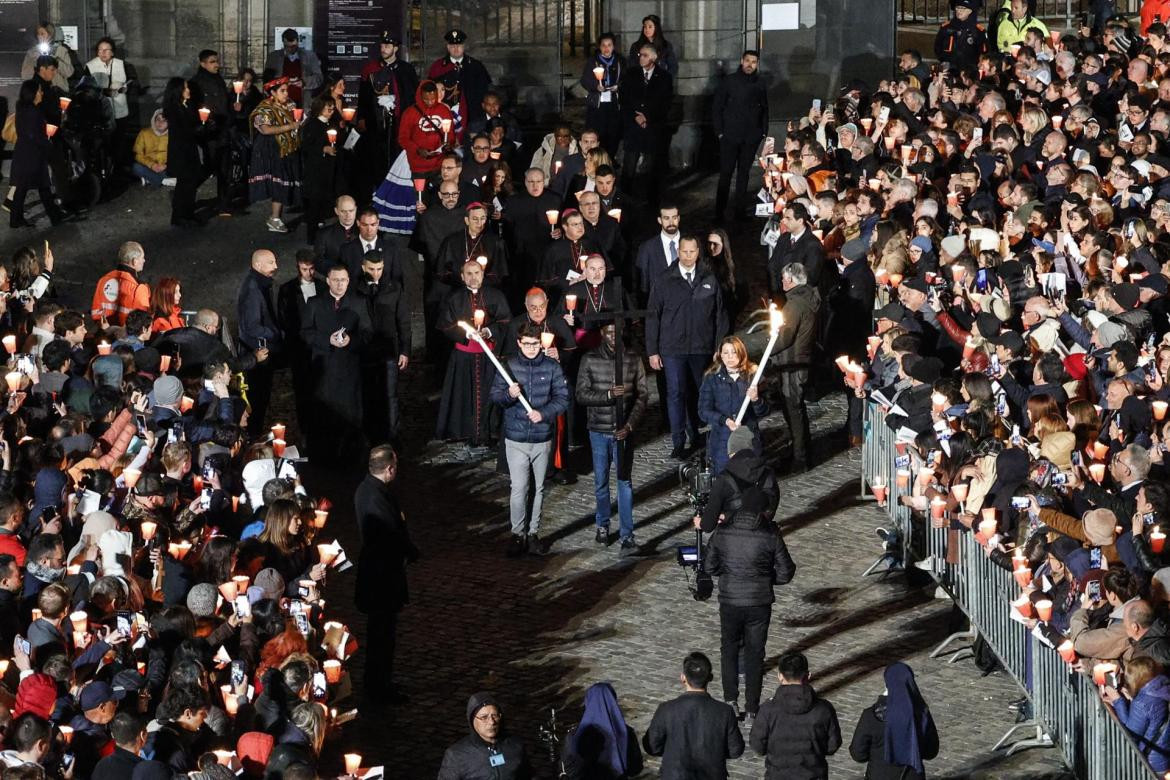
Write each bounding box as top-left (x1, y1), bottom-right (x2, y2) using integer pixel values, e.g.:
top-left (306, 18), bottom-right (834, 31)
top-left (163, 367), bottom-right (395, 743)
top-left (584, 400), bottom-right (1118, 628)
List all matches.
top-left (586, 103), bottom-right (623, 158)
top-left (719, 602), bottom-right (772, 714)
top-left (715, 137), bottom-right (760, 217)
top-left (171, 171), bottom-right (202, 223)
top-left (10, 185), bottom-right (59, 226)
top-left (361, 357), bottom-right (402, 445)
top-left (363, 608), bottom-right (399, 693)
top-left (244, 360), bottom-right (276, 436)
top-left (621, 127), bottom-right (668, 209)
top-left (777, 368), bottom-right (811, 464)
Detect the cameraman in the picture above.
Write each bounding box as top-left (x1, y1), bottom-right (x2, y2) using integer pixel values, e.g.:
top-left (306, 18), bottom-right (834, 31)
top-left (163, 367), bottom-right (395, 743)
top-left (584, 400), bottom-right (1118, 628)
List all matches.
top-left (699, 428), bottom-right (794, 728)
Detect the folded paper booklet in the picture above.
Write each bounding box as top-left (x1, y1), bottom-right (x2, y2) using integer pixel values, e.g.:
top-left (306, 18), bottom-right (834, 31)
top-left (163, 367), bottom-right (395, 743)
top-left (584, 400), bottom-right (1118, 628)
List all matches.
top-left (895, 426), bottom-right (918, 444)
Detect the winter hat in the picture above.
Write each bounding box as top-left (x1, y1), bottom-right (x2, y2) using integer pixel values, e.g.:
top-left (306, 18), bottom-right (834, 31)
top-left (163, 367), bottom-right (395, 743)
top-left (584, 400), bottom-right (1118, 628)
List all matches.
top-left (237, 731), bottom-right (275, 778)
top-left (1095, 321), bottom-right (1128, 348)
top-left (186, 583), bottom-right (219, 617)
top-left (940, 235), bottom-right (965, 259)
top-left (841, 238), bottom-right (868, 263)
top-left (254, 568), bottom-right (286, 601)
top-left (1083, 508), bottom-right (1118, 547)
top-left (153, 375), bottom-right (184, 407)
top-left (909, 236), bottom-right (933, 254)
top-left (975, 313), bottom-right (1001, 339)
top-left (14, 673), bottom-right (58, 718)
top-left (79, 680), bottom-right (114, 711)
top-left (727, 426), bottom-right (755, 458)
top-left (111, 669), bottom-right (145, 700)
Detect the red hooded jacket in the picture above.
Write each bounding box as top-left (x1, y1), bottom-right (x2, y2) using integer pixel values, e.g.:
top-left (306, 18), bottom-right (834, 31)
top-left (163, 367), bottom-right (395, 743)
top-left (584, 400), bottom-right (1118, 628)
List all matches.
top-left (397, 80), bottom-right (453, 174)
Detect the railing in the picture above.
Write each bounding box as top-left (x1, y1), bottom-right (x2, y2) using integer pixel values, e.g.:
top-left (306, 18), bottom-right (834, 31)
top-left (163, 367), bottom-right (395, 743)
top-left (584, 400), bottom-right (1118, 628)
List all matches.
top-left (897, 0), bottom-right (1141, 26)
top-left (860, 400), bottom-right (1159, 779)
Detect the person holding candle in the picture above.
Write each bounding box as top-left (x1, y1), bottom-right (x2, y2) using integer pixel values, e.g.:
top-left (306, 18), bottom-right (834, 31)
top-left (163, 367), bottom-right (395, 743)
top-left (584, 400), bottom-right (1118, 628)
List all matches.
top-left (490, 322), bottom-right (570, 556)
top-left (353, 445), bottom-right (417, 702)
top-left (529, 123), bottom-right (579, 182)
top-left (189, 49), bottom-right (235, 217)
top-left (436, 260), bottom-right (512, 449)
top-left (161, 77), bottom-right (206, 229)
top-left (770, 262), bottom-right (821, 471)
top-left (8, 80), bottom-right (65, 229)
top-left (581, 34), bottom-right (624, 157)
top-left (248, 77), bottom-right (302, 234)
top-left (299, 95), bottom-right (342, 244)
top-left (435, 203), bottom-right (510, 304)
top-left (398, 81), bottom-right (453, 180)
top-left (576, 191), bottom-right (627, 275)
top-left (438, 691), bottom-right (533, 779)
top-left (550, 130), bottom-right (602, 200)
top-left (536, 209), bottom-right (607, 307)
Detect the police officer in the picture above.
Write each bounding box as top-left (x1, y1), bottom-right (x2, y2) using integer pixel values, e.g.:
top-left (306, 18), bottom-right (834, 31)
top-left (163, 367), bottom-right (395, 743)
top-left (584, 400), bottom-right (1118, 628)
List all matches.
top-left (357, 31), bottom-right (418, 194)
top-left (426, 29), bottom-right (493, 127)
top-left (934, 0), bottom-right (987, 71)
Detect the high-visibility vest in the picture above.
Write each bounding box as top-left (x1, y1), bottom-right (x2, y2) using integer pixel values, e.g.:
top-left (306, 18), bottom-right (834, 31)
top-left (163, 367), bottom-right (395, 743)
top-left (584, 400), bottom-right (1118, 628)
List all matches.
top-left (90, 267), bottom-right (151, 325)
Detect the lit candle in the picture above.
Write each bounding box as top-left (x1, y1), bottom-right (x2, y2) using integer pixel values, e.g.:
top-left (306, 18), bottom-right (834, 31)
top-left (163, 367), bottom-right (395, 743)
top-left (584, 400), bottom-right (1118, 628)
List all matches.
top-left (440, 118), bottom-right (452, 142)
top-left (180, 396), bottom-right (194, 413)
top-left (317, 543), bottom-right (339, 566)
top-left (1012, 593), bottom-right (1034, 618)
top-left (1052, 115), bottom-right (1063, 130)
top-left (97, 341), bottom-right (111, 356)
top-left (271, 423), bottom-right (287, 440)
top-left (835, 355), bottom-right (851, 373)
top-left (313, 510), bottom-right (328, 529)
top-left (1, 336), bottom-right (15, 355)
top-left (861, 117), bottom-right (873, 132)
top-left (198, 107), bottom-right (211, 123)
top-left (978, 517), bottom-right (997, 541)
top-left (1092, 661), bottom-right (1118, 686)
top-left (1057, 639), bottom-right (1076, 663)
top-left (593, 66), bottom-right (605, 82)
top-left (867, 335), bottom-right (881, 359)
top-left (1093, 441), bottom-right (1109, 460)
top-left (272, 438), bottom-right (286, 457)
top-left (564, 294), bottom-right (578, 311)
top-left (140, 521), bottom-right (157, 541)
top-left (233, 575), bottom-right (251, 592)
top-left (1152, 526), bottom-right (1166, 553)
top-left (326, 128), bottom-right (338, 147)
top-left (59, 96), bottom-right (71, 112)
top-left (45, 124), bottom-right (58, 139)
top-left (930, 496), bottom-right (946, 519)
top-left (292, 108), bottom-right (304, 122)
top-left (69, 611), bottom-right (88, 633)
top-left (168, 541), bottom-right (192, 560)
top-left (159, 354), bottom-right (172, 373)
top-left (473, 309), bottom-right (485, 329)
top-left (123, 468), bottom-right (141, 489)
top-left (193, 475), bottom-right (204, 493)
top-left (344, 754), bottom-right (362, 775)
top-left (545, 210), bottom-right (559, 236)
top-left (4, 372), bottom-right (20, 393)
top-left (233, 80), bottom-right (244, 95)
top-left (1013, 566), bottom-right (1033, 588)
top-left (1035, 599), bottom-right (1053, 622)
top-left (931, 392), bottom-right (947, 413)
top-left (1089, 462), bottom-right (1106, 483)
top-left (951, 483), bottom-right (969, 503)
top-left (224, 692), bottom-right (239, 716)
top-left (871, 479), bottom-right (887, 504)
top-left (607, 208), bottom-right (622, 222)
top-left (962, 337), bottom-right (976, 361)
top-left (867, 177), bottom-right (882, 191)
top-left (895, 469), bottom-right (910, 489)
top-left (324, 659), bottom-right (342, 684)
top-left (540, 332), bottom-right (555, 349)
top-left (889, 273), bottom-right (903, 289)
top-left (219, 581), bottom-right (238, 601)
top-left (213, 750), bottom-right (234, 766)
top-left (900, 144), bottom-right (912, 164)
top-left (475, 255), bottom-right (487, 267)
top-left (1154, 400), bottom-right (1168, 421)
top-left (341, 107), bottom-right (356, 122)
top-left (59, 725), bottom-right (73, 744)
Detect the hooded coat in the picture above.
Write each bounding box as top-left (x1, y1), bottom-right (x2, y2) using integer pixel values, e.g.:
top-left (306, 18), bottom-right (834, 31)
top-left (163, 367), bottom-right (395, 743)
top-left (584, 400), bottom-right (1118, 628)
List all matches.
top-left (438, 692), bottom-right (532, 780)
top-left (397, 81), bottom-right (453, 174)
top-left (749, 682), bottom-right (841, 780)
top-left (1112, 674), bottom-right (1170, 772)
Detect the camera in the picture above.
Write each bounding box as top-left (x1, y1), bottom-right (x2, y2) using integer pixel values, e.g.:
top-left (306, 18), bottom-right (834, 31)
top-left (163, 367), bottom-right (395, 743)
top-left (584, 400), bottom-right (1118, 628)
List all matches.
top-left (676, 454), bottom-right (714, 601)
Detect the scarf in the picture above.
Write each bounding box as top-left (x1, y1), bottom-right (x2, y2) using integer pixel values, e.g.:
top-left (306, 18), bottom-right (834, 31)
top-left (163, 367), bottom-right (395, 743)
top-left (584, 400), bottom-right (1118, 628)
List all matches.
top-left (27, 560), bottom-right (64, 584)
top-left (251, 98), bottom-right (301, 158)
top-left (597, 53), bottom-right (615, 87)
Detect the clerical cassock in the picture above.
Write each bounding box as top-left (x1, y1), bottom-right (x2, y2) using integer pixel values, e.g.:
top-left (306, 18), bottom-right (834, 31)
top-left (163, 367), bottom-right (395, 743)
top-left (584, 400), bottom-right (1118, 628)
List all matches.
top-left (536, 233), bottom-right (606, 308)
top-left (301, 287), bottom-right (365, 462)
top-left (435, 265), bottom-right (512, 445)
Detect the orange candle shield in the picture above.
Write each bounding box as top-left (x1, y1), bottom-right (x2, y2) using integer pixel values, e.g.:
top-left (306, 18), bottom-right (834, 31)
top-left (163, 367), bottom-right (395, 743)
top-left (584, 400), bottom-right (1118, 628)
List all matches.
top-left (1035, 599), bottom-right (1053, 622)
top-left (324, 659), bottom-right (342, 684)
top-left (1057, 639), bottom-right (1076, 663)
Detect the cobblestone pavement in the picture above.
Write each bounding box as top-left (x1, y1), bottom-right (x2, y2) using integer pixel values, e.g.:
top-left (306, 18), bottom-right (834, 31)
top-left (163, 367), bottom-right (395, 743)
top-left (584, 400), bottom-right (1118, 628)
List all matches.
top-left (0, 178), bottom-right (1075, 779)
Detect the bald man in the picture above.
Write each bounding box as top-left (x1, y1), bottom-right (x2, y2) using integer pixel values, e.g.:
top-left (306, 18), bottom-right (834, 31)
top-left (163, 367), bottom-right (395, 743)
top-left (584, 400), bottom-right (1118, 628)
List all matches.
top-left (237, 248), bottom-right (284, 434)
top-left (313, 196), bottom-right (360, 270)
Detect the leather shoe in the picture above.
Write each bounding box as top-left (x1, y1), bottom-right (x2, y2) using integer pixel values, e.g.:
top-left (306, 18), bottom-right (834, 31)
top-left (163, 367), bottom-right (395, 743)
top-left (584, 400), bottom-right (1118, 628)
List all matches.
top-left (848, 435), bottom-right (863, 448)
top-left (669, 445), bottom-right (686, 460)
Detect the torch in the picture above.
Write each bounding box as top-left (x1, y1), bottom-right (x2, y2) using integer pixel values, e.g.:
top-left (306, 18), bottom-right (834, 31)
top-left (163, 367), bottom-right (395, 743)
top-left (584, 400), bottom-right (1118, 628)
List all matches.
top-left (734, 305), bottom-right (783, 425)
top-left (457, 321), bottom-right (533, 413)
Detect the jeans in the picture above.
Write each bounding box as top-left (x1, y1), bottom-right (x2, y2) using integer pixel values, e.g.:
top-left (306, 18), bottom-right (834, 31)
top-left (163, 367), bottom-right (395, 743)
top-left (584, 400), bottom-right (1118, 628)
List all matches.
top-left (504, 438), bottom-right (551, 536)
top-left (132, 162), bottom-right (167, 185)
top-left (719, 603), bottom-right (772, 714)
top-left (662, 354), bottom-right (708, 448)
top-left (589, 431), bottom-right (634, 539)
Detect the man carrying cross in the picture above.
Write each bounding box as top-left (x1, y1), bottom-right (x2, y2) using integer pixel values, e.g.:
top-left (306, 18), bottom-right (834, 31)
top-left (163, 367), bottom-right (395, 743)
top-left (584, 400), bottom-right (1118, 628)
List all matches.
top-left (576, 315), bottom-right (648, 551)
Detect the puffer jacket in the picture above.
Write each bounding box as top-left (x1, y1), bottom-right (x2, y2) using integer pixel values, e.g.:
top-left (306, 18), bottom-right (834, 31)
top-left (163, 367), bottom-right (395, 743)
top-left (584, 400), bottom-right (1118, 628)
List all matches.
top-left (133, 111), bottom-right (169, 168)
top-left (704, 512), bottom-right (794, 606)
top-left (575, 341), bottom-right (648, 434)
top-left (490, 352), bottom-right (570, 443)
top-left (1113, 674), bottom-right (1170, 772)
top-left (750, 683), bottom-right (842, 780)
top-left (529, 132), bottom-right (580, 180)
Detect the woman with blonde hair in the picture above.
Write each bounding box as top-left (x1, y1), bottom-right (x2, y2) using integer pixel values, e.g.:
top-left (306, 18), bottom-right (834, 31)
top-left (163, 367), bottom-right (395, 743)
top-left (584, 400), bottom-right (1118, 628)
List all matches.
top-left (698, 336), bottom-right (768, 475)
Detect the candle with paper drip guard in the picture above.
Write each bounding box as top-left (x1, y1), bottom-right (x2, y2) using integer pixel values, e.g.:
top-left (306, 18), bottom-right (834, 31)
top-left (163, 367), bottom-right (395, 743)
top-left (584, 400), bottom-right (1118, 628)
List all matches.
top-left (341, 107), bottom-right (356, 122)
top-left (198, 107), bottom-right (211, 123)
top-left (545, 209), bottom-right (559, 236)
top-left (327, 128), bottom-right (338, 147)
top-left (734, 304), bottom-right (782, 425)
top-left (457, 321), bottom-right (533, 413)
top-left (1, 336), bottom-right (15, 355)
top-left (440, 117), bottom-right (452, 142)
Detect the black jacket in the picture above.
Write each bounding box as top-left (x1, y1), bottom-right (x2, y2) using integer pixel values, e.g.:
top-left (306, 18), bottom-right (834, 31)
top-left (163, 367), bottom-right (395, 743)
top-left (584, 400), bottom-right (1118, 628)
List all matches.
top-left (750, 683), bottom-right (842, 780)
top-left (151, 326), bottom-right (257, 377)
top-left (352, 272), bottom-right (412, 360)
top-left (699, 450), bottom-right (780, 533)
top-left (642, 690), bottom-right (745, 780)
top-left (236, 269), bottom-right (284, 354)
top-left (705, 494), bottom-right (794, 607)
top-left (353, 472), bottom-right (418, 614)
top-left (576, 341), bottom-right (649, 434)
top-left (92, 746), bottom-right (143, 780)
top-left (848, 696), bottom-right (938, 780)
top-left (712, 68), bottom-right (769, 143)
top-left (314, 221), bottom-right (358, 269)
top-left (619, 65), bottom-right (673, 133)
top-left (339, 235), bottom-right (406, 284)
top-left (1135, 619), bottom-right (1170, 668)
top-left (0, 587), bottom-right (21, 650)
top-left (277, 275), bottom-right (329, 353)
top-left (439, 693), bottom-right (531, 780)
top-left (769, 229), bottom-right (832, 300)
top-left (646, 265), bottom-right (728, 357)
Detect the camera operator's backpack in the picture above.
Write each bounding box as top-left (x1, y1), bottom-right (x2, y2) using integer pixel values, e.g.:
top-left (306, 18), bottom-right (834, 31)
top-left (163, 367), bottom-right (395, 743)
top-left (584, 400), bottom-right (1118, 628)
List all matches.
top-left (721, 468), bottom-right (777, 527)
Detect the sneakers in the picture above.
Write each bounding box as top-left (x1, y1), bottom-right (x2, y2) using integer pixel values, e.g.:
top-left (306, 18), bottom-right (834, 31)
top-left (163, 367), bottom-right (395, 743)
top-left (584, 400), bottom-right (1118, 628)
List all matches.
top-left (266, 216), bottom-right (288, 233)
top-left (913, 556), bottom-right (938, 571)
top-left (595, 526), bottom-right (610, 545)
top-left (619, 535), bottom-right (640, 555)
top-left (506, 534), bottom-right (526, 558)
top-left (140, 176), bottom-right (148, 186)
top-left (528, 535), bottom-right (550, 556)
top-left (743, 712), bottom-right (755, 732)
top-left (161, 177), bottom-right (177, 187)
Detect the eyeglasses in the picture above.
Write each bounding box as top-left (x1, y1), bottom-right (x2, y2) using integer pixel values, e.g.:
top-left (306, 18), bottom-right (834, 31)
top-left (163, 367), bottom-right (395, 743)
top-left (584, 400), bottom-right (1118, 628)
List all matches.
top-left (475, 712), bottom-right (502, 722)
top-left (519, 340), bottom-right (541, 348)
top-left (439, 192), bottom-right (459, 198)
top-left (472, 145), bottom-right (490, 151)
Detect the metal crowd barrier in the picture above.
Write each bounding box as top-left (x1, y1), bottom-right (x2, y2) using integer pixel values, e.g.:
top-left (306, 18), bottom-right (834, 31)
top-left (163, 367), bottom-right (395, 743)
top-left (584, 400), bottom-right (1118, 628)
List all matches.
top-left (860, 400), bottom-right (1159, 779)
top-left (897, 0), bottom-right (1141, 26)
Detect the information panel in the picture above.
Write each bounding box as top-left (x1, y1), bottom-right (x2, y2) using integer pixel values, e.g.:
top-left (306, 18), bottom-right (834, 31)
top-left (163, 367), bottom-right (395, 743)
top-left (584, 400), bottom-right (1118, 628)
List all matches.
top-left (314, 0), bottom-right (406, 99)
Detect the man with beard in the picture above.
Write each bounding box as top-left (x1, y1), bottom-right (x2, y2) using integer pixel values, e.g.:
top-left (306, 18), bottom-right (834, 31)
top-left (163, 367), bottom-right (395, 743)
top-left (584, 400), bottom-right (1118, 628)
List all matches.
top-left (339, 207), bottom-right (405, 283)
top-left (313, 195), bottom-right (359, 270)
top-left (537, 209), bottom-right (606, 307)
top-left (549, 129), bottom-right (601, 198)
top-left (263, 28), bottom-right (322, 107)
top-left (503, 168), bottom-right (563, 300)
top-left (353, 252), bottom-right (411, 446)
top-left (712, 50), bottom-right (768, 222)
top-left (415, 180), bottom-right (468, 372)
top-left (357, 32), bottom-right (418, 193)
top-left (421, 152), bottom-right (479, 208)
top-left (301, 265), bottom-right (365, 464)
top-left (435, 260), bottom-right (512, 450)
top-left (634, 203), bottom-right (681, 304)
top-left (277, 249), bottom-right (327, 434)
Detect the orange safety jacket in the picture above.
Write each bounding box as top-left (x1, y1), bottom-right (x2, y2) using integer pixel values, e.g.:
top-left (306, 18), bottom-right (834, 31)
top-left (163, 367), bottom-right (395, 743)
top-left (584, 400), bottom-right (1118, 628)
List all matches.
top-left (91, 267), bottom-right (151, 325)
